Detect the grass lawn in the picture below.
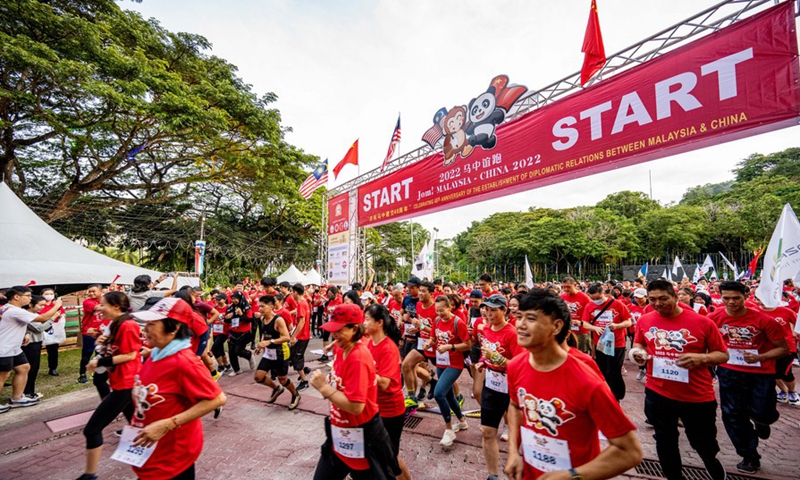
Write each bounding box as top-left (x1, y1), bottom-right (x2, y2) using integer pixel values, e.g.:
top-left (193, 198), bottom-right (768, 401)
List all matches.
top-left (1, 348), bottom-right (92, 404)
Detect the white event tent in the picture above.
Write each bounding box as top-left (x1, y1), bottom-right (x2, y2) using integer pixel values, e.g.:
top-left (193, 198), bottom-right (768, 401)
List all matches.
top-left (304, 268), bottom-right (322, 286)
top-left (0, 182), bottom-right (162, 288)
top-left (276, 264), bottom-right (308, 285)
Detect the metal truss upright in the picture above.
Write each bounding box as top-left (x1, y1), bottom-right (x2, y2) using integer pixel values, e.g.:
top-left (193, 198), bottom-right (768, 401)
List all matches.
top-left (323, 0), bottom-right (797, 285)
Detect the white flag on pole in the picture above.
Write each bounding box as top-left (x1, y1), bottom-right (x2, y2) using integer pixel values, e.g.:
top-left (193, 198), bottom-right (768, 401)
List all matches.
top-left (672, 256), bottom-right (684, 278)
top-left (662, 268), bottom-right (671, 281)
top-left (691, 264), bottom-right (702, 283)
top-left (411, 239), bottom-right (435, 280)
top-left (718, 251), bottom-right (739, 279)
top-left (699, 255), bottom-right (714, 278)
top-left (525, 255), bottom-right (534, 288)
top-left (756, 204), bottom-right (800, 308)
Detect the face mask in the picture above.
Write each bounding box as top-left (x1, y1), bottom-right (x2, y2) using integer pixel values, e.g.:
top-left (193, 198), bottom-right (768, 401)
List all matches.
top-left (591, 298), bottom-right (605, 305)
top-left (44, 294), bottom-right (55, 301)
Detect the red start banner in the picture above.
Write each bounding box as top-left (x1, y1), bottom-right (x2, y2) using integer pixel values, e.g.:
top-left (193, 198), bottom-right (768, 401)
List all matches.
top-left (328, 193), bottom-right (350, 235)
top-left (358, 2), bottom-right (800, 228)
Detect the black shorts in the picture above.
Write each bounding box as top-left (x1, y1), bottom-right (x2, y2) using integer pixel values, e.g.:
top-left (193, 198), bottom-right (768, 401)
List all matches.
top-left (290, 339), bottom-right (309, 371)
top-left (469, 345), bottom-right (481, 364)
top-left (382, 414), bottom-right (404, 457)
top-left (776, 352), bottom-right (796, 382)
top-left (258, 357), bottom-right (290, 378)
top-left (400, 337), bottom-right (417, 359)
top-left (480, 376), bottom-right (510, 429)
top-left (0, 352), bottom-right (29, 372)
top-left (195, 328), bottom-right (211, 356)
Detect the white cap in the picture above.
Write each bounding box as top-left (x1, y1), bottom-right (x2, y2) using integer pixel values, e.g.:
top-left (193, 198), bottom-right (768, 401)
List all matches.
top-left (633, 288), bottom-right (648, 298)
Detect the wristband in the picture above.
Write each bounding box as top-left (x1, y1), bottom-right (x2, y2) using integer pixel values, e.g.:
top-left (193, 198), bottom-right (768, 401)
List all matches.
top-left (97, 355), bottom-right (114, 367)
top-left (171, 416), bottom-right (181, 429)
top-left (323, 389), bottom-right (336, 400)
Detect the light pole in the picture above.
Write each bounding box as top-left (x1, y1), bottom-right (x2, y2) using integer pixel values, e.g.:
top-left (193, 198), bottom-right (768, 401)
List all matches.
top-left (433, 227), bottom-right (439, 280)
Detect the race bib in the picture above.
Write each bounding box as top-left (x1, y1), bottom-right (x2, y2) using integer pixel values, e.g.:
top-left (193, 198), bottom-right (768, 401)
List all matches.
top-left (485, 369), bottom-right (508, 393)
top-left (212, 324), bottom-right (224, 334)
top-left (596, 311), bottom-right (613, 328)
top-left (652, 356), bottom-right (689, 383)
top-left (231, 317), bottom-right (240, 328)
top-left (404, 323), bottom-right (415, 335)
top-left (264, 348), bottom-right (277, 360)
top-left (521, 428), bottom-right (572, 472)
top-left (727, 348), bottom-right (761, 367)
top-left (331, 425), bottom-right (365, 459)
top-left (436, 349), bottom-right (451, 366)
top-left (571, 321), bottom-right (580, 331)
top-left (417, 337), bottom-right (426, 350)
top-left (111, 426), bottom-right (157, 468)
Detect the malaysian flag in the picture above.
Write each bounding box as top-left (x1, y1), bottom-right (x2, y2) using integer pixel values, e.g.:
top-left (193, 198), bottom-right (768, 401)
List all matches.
top-left (299, 159), bottom-right (328, 199)
top-left (421, 107), bottom-right (448, 149)
top-left (381, 115), bottom-right (401, 172)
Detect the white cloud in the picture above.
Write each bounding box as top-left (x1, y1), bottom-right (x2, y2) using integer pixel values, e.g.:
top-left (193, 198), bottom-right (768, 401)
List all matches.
top-left (129, 0), bottom-right (799, 237)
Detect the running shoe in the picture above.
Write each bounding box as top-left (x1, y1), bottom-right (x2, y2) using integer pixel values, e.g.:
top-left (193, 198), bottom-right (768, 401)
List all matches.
top-left (25, 393), bottom-right (43, 401)
top-left (48, 369), bottom-right (59, 376)
top-left (794, 358), bottom-right (800, 367)
top-left (267, 386), bottom-right (285, 404)
top-left (736, 458), bottom-right (761, 473)
top-left (212, 371), bottom-right (222, 382)
top-left (621, 365), bottom-right (628, 374)
top-left (457, 394), bottom-right (465, 409)
top-left (289, 394), bottom-right (301, 410)
top-left (439, 429), bottom-right (456, 447)
top-left (404, 396), bottom-right (419, 409)
top-left (427, 379), bottom-right (437, 400)
top-left (754, 422), bottom-right (770, 440)
top-left (453, 419), bottom-right (469, 432)
top-left (500, 425), bottom-right (509, 442)
top-left (248, 355), bottom-right (256, 370)
top-left (636, 369), bottom-right (646, 382)
top-left (297, 380), bottom-right (309, 391)
top-left (228, 369), bottom-right (240, 377)
top-left (213, 406), bottom-right (223, 419)
top-left (318, 355), bottom-right (330, 363)
top-left (9, 396), bottom-right (39, 408)
top-left (77, 374), bottom-right (88, 384)
top-left (75, 474), bottom-right (99, 480)
top-left (0, 404), bottom-right (9, 414)
top-left (788, 392), bottom-right (800, 406)
top-left (777, 391), bottom-right (789, 404)
top-left (465, 411), bottom-right (482, 418)
top-left (303, 366), bottom-right (311, 375)
top-left (416, 387), bottom-right (426, 402)
top-left (114, 429), bottom-right (123, 437)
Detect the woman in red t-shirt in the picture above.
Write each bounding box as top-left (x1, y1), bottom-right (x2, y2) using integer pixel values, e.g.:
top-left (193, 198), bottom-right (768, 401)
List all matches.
top-left (424, 295), bottom-right (471, 448)
top-left (310, 304), bottom-right (400, 480)
top-left (128, 297), bottom-right (226, 480)
top-left (364, 304), bottom-right (412, 480)
top-left (78, 292), bottom-right (142, 480)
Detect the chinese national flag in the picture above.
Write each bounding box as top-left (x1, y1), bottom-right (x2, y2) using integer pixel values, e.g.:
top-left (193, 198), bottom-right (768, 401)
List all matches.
top-left (333, 139), bottom-right (358, 179)
top-left (581, 0), bottom-right (606, 86)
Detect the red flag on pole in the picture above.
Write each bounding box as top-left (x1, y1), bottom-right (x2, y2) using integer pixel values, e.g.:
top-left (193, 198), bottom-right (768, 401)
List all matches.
top-left (746, 247), bottom-right (762, 279)
top-left (333, 140), bottom-right (359, 179)
top-left (581, 0), bottom-right (606, 86)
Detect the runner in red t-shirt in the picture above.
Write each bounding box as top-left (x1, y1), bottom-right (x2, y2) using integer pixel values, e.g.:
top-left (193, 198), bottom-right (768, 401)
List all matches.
top-left (474, 293), bottom-right (522, 479)
top-left (506, 289), bottom-right (642, 480)
top-left (210, 294), bottom-right (231, 373)
top-left (560, 277), bottom-right (592, 355)
top-left (290, 284), bottom-right (312, 390)
top-left (78, 285), bottom-right (104, 384)
top-left (364, 303), bottom-right (411, 480)
top-left (401, 280), bottom-right (437, 409)
top-left (310, 304), bottom-right (399, 479)
top-left (756, 300), bottom-right (799, 405)
top-left (580, 284), bottom-right (632, 401)
top-left (709, 281), bottom-right (788, 473)
top-left (424, 295), bottom-right (471, 448)
top-left (631, 280), bottom-right (729, 480)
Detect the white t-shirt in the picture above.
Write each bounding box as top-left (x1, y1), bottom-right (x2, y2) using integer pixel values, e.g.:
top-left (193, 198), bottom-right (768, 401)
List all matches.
top-left (0, 304), bottom-right (39, 357)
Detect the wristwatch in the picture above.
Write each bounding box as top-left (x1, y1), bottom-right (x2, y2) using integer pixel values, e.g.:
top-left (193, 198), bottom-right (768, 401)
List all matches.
top-left (569, 468), bottom-right (585, 480)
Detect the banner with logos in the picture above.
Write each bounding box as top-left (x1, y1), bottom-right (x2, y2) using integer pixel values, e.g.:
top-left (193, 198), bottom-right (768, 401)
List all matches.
top-left (327, 231), bottom-right (350, 287)
top-left (358, 2), bottom-right (799, 227)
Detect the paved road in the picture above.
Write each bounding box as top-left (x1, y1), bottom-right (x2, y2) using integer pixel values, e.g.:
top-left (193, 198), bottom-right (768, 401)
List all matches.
top-left (1, 342), bottom-right (798, 479)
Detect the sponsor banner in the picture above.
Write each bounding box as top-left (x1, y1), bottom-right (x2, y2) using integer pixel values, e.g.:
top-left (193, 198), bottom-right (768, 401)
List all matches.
top-left (194, 240), bottom-right (206, 275)
top-left (327, 231), bottom-right (350, 287)
top-left (358, 2), bottom-right (800, 227)
top-left (328, 193), bottom-right (350, 235)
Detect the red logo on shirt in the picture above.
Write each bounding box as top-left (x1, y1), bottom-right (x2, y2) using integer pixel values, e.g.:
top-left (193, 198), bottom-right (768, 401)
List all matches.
top-left (719, 324), bottom-right (758, 345)
top-left (132, 375), bottom-right (165, 421)
top-left (645, 327), bottom-right (697, 352)
top-left (517, 390), bottom-right (575, 436)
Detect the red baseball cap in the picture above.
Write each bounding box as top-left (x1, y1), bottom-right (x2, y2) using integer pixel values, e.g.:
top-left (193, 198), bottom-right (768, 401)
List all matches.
top-left (321, 303), bottom-right (364, 332)
top-left (131, 297), bottom-right (194, 325)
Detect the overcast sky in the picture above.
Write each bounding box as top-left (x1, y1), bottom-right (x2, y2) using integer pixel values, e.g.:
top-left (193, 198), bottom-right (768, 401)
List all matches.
top-left (129, 0), bottom-right (800, 239)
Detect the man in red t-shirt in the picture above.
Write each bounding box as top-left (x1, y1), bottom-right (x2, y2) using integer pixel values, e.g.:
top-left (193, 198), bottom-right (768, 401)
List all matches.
top-left (79, 285), bottom-right (103, 384)
top-left (290, 283), bottom-right (312, 390)
top-left (560, 276), bottom-right (592, 354)
top-left (632, 280), bottom-right (729, 480)
top-left (756, 299), bottom-right (799, 405)
top-left (709, 281), bottom-right (788, 474)
top-left (506, 289), bottom-right (642, 480)
top-left (580, 283), bottom-right (631, 401)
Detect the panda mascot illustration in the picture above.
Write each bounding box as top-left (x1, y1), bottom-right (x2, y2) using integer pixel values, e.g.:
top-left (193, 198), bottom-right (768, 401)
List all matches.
top-left (466, 86), bottom-right (505, 150)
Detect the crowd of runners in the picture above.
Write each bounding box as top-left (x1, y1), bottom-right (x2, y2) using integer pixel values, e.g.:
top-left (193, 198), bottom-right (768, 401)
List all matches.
top-left (0, 271), bottom-right (798, 479)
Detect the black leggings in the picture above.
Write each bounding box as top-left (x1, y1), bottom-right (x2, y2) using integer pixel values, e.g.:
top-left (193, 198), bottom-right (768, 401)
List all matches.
top-left (46, 343), bottom-right (59, 371)
top-left (93, 371), bottom-right (111, 399)
top-left (228, 332), bottom-right (252, 372)
top-left (211, 334), bottom-right (227, 359)
top-left (79, 336), bottom-right (95, 376)
top-left (313, 454), bottom-right (373, 480)
top-left (21, 341), bottom-right (42, 396)
top-left (83, 388), bottom-right (134, 449)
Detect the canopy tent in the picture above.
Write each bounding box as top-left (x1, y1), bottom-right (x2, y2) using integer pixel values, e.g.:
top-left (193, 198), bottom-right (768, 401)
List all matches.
top-left (276, 264), bottom-right (308, 285)
top-left (0, 182), bottom-right (162, 288)
top-left (156, 275), bottom-right (200, 290)
top-left (304, 268), bottom-right (322, 286)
